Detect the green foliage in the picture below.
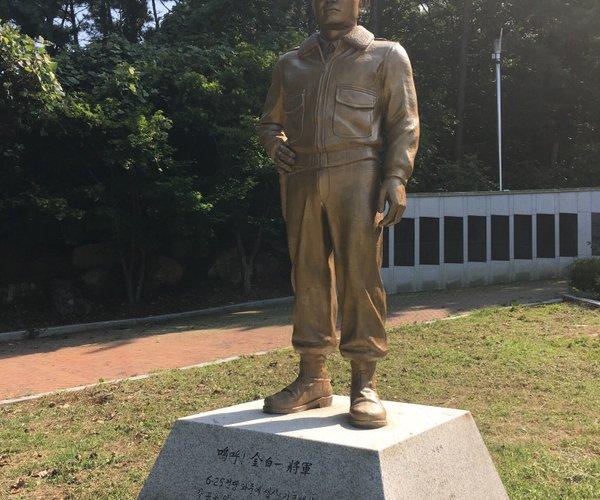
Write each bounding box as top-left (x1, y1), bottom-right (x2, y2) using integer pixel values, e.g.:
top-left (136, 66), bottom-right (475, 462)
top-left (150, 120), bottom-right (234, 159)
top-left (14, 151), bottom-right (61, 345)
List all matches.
top-left (569, 258), bottom-right (600, 299)
top-left (51, 38), bottom-right (214, 303)
top-left (159, 0), bottom-right (309, 49)
top-left (0, 0), bottom-right (72, 46)
top-left (1, 1), bottom-right (599, 303)
top-left (0, 22), bottom-right (63, 121)
top-left (381, 0), bottom-right (600, 192)
top-left (0, 22), bottom-right (71, 251)
top-left (1, 30), bottom-right (213, 303)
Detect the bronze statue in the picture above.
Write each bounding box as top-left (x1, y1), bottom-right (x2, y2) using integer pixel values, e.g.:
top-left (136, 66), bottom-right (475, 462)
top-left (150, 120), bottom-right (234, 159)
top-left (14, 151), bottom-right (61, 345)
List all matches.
top-left (257, 0), bottom-right (419, 428)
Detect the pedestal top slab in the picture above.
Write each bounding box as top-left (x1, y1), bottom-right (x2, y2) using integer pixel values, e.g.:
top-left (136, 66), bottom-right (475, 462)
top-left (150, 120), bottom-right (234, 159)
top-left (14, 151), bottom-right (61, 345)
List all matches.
top-left (181, 395), bottom-right (468, 452)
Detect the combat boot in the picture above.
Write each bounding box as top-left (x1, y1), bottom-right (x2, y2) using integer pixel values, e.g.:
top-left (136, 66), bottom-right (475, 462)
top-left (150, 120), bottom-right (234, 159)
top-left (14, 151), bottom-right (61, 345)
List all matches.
top-left (263, 354), bottom-right (333, 414)
top-left (349, 361), bottom-right (387, 428)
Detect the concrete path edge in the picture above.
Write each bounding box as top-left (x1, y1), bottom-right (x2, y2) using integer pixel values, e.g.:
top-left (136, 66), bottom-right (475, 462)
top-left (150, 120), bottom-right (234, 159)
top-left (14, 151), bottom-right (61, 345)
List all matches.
top-left (0, 296), bottom-right (293, 344)
top-left (563, 294), bottom-right (600, 308)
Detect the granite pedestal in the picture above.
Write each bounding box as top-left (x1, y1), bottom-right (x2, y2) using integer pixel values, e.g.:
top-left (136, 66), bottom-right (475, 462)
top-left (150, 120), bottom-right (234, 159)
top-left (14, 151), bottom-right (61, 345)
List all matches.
top-left (140, 396), bottom-right (507, 499)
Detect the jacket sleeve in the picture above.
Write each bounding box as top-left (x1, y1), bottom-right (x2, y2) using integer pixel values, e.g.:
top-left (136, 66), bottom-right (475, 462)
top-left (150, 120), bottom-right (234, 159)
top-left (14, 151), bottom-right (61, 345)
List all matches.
top-left (381, 43), bottom-right (420, 185)
top-left (257, 56), bottom-right (288, 161)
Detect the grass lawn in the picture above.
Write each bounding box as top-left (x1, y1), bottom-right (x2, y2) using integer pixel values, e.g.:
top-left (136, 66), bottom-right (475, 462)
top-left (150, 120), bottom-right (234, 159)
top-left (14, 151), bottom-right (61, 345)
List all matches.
top-left (1, 303), bottom-right (598, 499)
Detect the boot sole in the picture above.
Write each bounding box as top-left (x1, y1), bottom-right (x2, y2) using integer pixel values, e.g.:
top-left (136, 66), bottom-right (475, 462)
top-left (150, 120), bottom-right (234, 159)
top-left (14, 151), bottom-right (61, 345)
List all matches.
top-left (263, 395), bottom-right (333, 415)
top-left (348, 417), bottom-right (387, 429)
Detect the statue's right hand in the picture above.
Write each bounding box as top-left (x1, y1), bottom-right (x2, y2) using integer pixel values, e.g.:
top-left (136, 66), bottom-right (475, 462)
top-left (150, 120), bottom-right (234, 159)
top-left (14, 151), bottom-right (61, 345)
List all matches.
top-left (274, 141), bottom-right (296, 174)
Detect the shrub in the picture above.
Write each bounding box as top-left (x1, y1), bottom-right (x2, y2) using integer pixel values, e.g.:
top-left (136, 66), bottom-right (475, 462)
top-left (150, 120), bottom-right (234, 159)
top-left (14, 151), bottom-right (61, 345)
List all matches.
top-left (568, 258), bottom-right (600, 299)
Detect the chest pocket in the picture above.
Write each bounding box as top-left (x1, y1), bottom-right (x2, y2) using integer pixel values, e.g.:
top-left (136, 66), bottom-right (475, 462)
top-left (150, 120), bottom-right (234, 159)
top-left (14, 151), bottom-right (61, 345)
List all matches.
top-left (284, 91), bottom-right (305, 144)
top-left (333, 86), bottom-right (377, 139)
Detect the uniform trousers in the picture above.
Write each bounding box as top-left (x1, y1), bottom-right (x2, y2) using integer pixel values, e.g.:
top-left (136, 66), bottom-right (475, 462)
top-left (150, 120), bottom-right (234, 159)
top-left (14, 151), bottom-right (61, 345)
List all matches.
top-left (281, 160), bottom-right (387, 361)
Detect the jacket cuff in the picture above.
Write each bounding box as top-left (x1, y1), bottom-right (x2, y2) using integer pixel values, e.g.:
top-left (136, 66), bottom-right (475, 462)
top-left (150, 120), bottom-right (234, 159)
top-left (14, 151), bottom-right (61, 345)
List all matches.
top-left (384, 174), bottom-right (408, 186)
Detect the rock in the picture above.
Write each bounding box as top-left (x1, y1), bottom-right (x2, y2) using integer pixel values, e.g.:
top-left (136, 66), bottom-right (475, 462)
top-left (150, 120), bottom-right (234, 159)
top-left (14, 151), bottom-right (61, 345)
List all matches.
top-left (0, 254), bottom-right (67, 284)
top-left (140, 396), bottom-right (508, 500)
top-left (0, 255), bottom-right (26, 284)
top-left (72, 243), bottom-right (116, 271)
top-left (50, 280), bottom-right (91, 317)
top-left (1, 282), bottom-right (41, 304)
top-left (148, 256), bottom-right (184, 290)
top-left (30, 254), bottom-right (68, 281)
top-left (80, 268), bottom-right (118, 298)
top-left (208, 249), bottom-right (287, 285)
top-left (255, 254), bottom-right (288, 281)
top-left (208, 248), bottom-right (241, 284)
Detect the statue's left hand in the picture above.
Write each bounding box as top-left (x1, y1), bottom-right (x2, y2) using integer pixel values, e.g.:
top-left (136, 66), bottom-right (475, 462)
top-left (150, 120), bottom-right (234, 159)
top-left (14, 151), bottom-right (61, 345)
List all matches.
top-left (377, 178), bottom-right (407, 228)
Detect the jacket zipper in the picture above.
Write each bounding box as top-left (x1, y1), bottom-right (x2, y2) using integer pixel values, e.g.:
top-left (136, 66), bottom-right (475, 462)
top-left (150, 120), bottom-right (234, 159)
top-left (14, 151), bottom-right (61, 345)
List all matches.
top-left (315, 50), bottom-right (343, 161)
top-left (315, 61), bottom-right (328, 157)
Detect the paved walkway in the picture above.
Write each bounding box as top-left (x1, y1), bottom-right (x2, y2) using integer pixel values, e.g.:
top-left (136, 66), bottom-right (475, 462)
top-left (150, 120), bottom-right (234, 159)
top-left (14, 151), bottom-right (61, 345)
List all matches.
top-left (0, 280), bottom-right (567, 401)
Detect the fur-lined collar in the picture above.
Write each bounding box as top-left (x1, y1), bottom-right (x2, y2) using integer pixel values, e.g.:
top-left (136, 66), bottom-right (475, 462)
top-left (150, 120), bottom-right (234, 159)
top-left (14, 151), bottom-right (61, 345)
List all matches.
top-left (298, 25), bottom-right (375, 58)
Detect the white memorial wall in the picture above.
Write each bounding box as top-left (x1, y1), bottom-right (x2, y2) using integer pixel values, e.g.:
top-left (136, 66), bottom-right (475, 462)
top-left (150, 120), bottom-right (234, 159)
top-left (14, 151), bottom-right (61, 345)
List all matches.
top-left (380, 188), bottom-right (600, 293)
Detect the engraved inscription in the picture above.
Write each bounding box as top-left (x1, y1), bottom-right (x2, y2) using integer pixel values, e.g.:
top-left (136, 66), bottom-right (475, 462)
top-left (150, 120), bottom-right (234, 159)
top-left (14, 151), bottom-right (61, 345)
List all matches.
top-left (198, 475), bottom-right (317, 499)
top-left (216, 446), bottom-right (315, 477)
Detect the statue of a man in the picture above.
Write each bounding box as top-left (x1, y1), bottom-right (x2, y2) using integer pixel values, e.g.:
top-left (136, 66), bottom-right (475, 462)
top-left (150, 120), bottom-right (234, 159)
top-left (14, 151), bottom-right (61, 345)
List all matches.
top-left (257, 0), bottom-right (419, 428)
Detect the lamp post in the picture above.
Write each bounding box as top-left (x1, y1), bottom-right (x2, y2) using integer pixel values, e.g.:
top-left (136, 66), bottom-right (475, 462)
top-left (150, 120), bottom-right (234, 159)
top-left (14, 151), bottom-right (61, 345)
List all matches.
top-left (492, 29), bottom-right (503, 191)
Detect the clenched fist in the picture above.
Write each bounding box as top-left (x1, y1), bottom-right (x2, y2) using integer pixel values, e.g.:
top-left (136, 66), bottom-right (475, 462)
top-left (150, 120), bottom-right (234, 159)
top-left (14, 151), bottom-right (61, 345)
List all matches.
top-left (272, 141), bottom-right (296, 174)
top-left (377, 177), bottom-right (407, 227)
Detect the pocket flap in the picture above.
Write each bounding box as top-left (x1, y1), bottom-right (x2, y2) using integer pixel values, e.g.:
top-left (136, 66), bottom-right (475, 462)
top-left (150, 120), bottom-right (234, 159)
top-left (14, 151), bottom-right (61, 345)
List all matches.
top-left (336, 87), bottom-right (376, 108)
top-left (284, 92), bottom-right (304, 113)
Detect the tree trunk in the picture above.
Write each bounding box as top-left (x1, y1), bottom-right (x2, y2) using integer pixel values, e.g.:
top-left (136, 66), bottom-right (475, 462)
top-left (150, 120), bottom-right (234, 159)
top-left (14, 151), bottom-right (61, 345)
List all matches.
top-left (116, 170), bottom-right (147, 306)
top-left (454, 0), bottom-right (472, 167)
top-left (305, 0), bottom-right (315, 32)
top-left (242, 260), bottom-right (253, 296)
top-left (135, 248), bottom-right (146, 303)
top-left (236, 225), bottom-right (264, 295)
top-left (68, 0), bottom-right (80, 46)
top-left (120, 255), bottom-right (135, 305)
top-left (97, 0), bottom-right (113, 37)
top-left (236, 232), bottom-right (251, 295)
top-left (105, 0), bottom-right (113, 29)
top-left (119, 243), bottom-right (146, 305)
top-left (151, 0), bottom-right (160, 28)
top-left (550, 140), bottom-right (560, 170)
top-left (371, 0), bottom-right (384, 37)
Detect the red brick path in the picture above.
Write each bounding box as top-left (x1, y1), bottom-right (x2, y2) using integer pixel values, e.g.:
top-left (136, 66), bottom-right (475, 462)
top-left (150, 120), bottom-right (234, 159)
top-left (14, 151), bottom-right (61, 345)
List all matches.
top-left (0, 280), bottom-right (566, 401)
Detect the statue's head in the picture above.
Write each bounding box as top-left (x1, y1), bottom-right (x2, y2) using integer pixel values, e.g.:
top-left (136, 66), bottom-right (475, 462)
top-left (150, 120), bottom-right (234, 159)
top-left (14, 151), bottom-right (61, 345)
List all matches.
top-left (312, 0), bottom-right (365, 31)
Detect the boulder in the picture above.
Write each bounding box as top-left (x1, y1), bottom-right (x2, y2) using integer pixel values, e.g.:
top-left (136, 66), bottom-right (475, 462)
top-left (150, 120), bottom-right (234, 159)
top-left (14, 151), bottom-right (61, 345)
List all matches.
top-left (208, 249), bottom-right (288, 285)
top-left (80, 268), bottom-right (118, 298)
top-left (147, 256), bottom-right (184, 290)
top-left (255, 253), bottom-right (288, 281)
top-left (1, 282), bottom-right (40, 304)
top-left (0, 254), bottom-right (67, 284)
top-left (208, 248), bottom-right (241, 284)
top-left (50, 280), bottom-right (92, 317)
top-left (72, 243), bottom-right (116, 271)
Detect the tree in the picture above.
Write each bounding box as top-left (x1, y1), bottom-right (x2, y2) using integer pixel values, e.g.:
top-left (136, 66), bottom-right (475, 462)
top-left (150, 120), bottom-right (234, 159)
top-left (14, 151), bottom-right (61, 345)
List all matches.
top-left (84, 0), bottom-right (149, 41)
top-left (150, 0), bottom-right (159, 28)
top-left (0, 0), bottom-right (72, 47)
top-left (141, 38), bottom-right (285, 293)
top-left (1, 0), bottom-right (599, 308)
top-left (66, 0), bottom-right (81, 46)
top-left (370, 0), bottom-right (384, 36)
top-left (52, 38), bottom-right (211, 303)
top-left (0, 22), bottom-right (70, 265)
top-left (454, 0), bottom-right (471, 167)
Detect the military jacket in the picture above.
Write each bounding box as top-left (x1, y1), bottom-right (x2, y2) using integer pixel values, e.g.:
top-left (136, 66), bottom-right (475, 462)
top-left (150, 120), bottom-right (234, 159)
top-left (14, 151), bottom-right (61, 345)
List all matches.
top-left (257, 25), bottom-right (420, 184)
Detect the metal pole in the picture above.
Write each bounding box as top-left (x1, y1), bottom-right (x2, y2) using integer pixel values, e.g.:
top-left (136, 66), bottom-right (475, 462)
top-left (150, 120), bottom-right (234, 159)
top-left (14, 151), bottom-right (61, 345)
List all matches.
top-left (496, 60), bottom-right (502, 191)
top-left (493, 29), bottom-right (503, 191)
